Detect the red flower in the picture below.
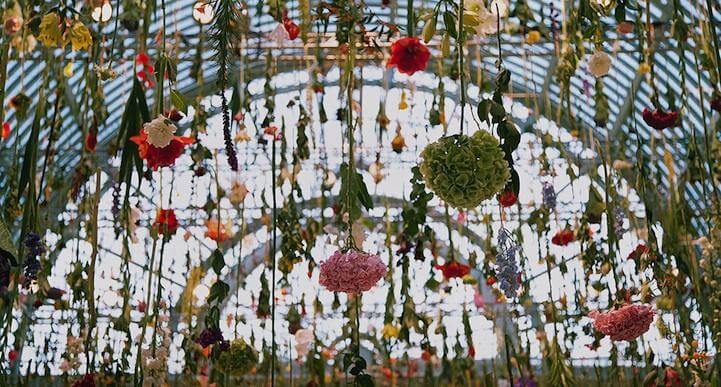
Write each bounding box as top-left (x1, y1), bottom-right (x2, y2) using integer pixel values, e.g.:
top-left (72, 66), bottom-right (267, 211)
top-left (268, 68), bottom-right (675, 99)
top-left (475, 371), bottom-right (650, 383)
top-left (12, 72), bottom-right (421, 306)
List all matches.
top-left (130, 130), bottom-right (194, 170)
top-left (551, 229), bottom-right (574, 246)
top-left (85, 132), bottom-right (97, 152)
top-left (283, 18), bottom-right (300, 40)
top-left (386, 37), bottom-right (431, 75)
top-left (626, 244), bottom-right (650, 261)
top-left (1, 122), bottom-right (10, 140)
top-left (135, 52), bottom-right (155, 89)
top-left (711, 94), bottom-right (721, 113)
top-left (435, 260), bottom-right (471, 280)
top-left (154, 209), bottom-right (179, 235)
top-left (498, 190), bottom-right (517, 207)
top-left (8, 350), bottom-right (18, 363)
top-left (72, 373), bottom-right (95, 387)
top-left (664, 368), bottom-right (682, 387)
top-left (468, 344), bottom-right (475, 358)
top-left (642, 108), bottom-right (678, 130)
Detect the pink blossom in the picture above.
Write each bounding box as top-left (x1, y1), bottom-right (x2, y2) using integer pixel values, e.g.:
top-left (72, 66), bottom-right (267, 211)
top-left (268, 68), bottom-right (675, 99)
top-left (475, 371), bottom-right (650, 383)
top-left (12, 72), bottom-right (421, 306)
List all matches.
top-left (589, 304), bottom-right (654, 341)
top-left (319, 250), bottom-right (386, 293)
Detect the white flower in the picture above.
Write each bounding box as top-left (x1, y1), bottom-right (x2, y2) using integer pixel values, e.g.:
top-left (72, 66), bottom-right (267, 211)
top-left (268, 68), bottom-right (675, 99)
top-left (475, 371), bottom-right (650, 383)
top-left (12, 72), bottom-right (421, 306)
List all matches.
top-left (295, 329), bottom-right (314, 358)
top-left (144, 115), bottom-right (177, 148)
top-left (588, 51), bottom-right (612, 78)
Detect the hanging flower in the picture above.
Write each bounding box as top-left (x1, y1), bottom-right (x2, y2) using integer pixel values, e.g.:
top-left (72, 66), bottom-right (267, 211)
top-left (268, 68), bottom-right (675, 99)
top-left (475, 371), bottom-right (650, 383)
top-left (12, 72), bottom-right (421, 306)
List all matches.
top-left (637, 62), bottom-right (651, 74)
top-left (130, 130), bottom-right (194, 170)
top-left (154, 209), bottom-right (179, 235)
top-left (143, 115), bottom-right (177, 148)
top-left (38, 13), bottom-right (63, 47)
top-left (589, 304), bottom-right (654, 341)
top-left (626, 244), bottom-right (650, 261)
top-left (205, 219), bottom-right (231, 243)
top-left (85, 131), bottom-right (97, 152)
top-left (551, 229), bottom-right (574, 246)
top-left (283, 17), bottom-right (300, 40)
top-left (214, 339), bottom-right (258, 376)
top-left (135, 52), bottom-right (155, 88)
top-left (318, 250), bottom-right (386, 293)
top-left (386, 37), bottom-right (431, 76)
top-left (588, 51), bottom-right (612, 78)
top-left (71, 373), bottom-right (95, 387)
top-left (419, 131), bottom-right (510, 209)
top-left (69, 21), bottom-right (92, 51)
top-left (229, 180), bottom-right (249, 205)
top-left (526, 30), bottom-right (541, 44)
top-left (295, 329), bottom-right (314, 358)
top-left (391, 130), bottom-right (405, 153)
top-left (195, 328), bottom-right (224, 348)
top-left (381, 323), bottom-right (401, 339)
top-left (642, 108), bottom-right (679, 130)
top-left (710, 92), bottom-right (721, 113)
top-left (466, 0), bottom-right (498, 36)
top-left (435, 260), bottom-right (471, 280)
top-left (2, 122), bottom-right (10, 140)
top-left (495, 228), bottom-right (520, 298)
top-left (498, 189), bottom-right (517, 207)
top-left (268, 22), bottom-right (290, 46)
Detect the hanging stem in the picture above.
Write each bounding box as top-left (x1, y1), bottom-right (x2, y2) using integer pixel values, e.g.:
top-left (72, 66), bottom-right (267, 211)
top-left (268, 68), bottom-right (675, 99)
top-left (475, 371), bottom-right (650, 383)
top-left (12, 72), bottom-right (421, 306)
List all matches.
top-left (271, 127), bottom-right (278, 386)
top-left (457, 0), bottom-right (465, 136)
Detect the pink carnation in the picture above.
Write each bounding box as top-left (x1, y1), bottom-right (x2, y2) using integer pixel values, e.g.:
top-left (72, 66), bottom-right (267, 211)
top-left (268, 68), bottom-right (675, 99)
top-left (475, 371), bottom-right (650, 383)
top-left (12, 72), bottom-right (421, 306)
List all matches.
top-left (589, 304), bottom-right (655, 341)
top-left (319, 250), bottom-right (387, 293)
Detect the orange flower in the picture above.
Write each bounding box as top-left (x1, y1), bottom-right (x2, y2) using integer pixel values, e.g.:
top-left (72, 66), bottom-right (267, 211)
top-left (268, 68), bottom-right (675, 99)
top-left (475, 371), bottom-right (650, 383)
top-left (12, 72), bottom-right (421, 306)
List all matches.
top-left (130, 130), bottom-right (194, 170)
top-left (435, 261), bottom-right (471, 280)
top-left (205, 219), bottom-right (231, 243)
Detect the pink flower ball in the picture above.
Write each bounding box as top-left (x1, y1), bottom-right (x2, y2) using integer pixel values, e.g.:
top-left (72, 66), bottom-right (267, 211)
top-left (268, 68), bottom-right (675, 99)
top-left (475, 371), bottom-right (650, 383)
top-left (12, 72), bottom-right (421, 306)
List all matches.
top-left (319, 250), bottom-right (387, 293)
top-left (589, 304), bottom-right (655, 341)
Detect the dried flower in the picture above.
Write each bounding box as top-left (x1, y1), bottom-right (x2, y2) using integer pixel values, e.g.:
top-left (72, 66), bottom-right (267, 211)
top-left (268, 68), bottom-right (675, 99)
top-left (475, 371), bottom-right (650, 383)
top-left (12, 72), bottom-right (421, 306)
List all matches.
top-left (143, 115), bottom-right (177, 148)
top-left (495, 228), bottom-right (520, 298)
top-left (130, 130), bottom-right (194, 170)
top-left (589, 304), bottom-right (654, 341)
top-left (154, 209), bottom-right (179, 235)
top-left (542, 182), bottom-right (556, 209)
top-left (642, 108), bottom-right (679, 130)
top-left (319, 250), bottom-right (386, 293)
top-left (214, 339), bottom-right (258, 376)
top-left (69, 21), bottom-right (92, 51)
top-left (588, 51), bottom-right (612, 78)
top-left (38, 13), bottom-right (63, 47)
top-left (498, 189), bottom-right (517, 207)
top-left (551, 229), bottom-right (574, 246)
top-left (435, 260), bottom-right (471, 280)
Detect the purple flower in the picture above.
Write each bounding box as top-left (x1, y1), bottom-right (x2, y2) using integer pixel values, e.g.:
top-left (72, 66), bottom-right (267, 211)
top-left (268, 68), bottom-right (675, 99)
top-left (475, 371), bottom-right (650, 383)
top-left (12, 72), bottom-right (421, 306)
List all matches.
top-left (542, 182), bottom-right (556, 209)
top-left (495, 229), bottom-right (521, 298)
top-left (195, 328), bottom-right (224, 348)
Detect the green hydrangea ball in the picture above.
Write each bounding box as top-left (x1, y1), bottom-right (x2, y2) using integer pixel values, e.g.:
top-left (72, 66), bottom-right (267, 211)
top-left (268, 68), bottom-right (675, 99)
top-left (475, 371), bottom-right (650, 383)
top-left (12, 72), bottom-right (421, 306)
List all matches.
top-left (215, 339), bottom-right (258, 376)
top-left (419, 131), bottom-right (510, 209)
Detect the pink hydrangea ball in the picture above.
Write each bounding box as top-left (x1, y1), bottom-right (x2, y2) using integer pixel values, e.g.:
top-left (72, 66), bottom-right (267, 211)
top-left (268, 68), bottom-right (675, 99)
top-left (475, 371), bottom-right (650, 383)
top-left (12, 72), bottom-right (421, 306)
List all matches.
top-left (589, 304), bottom-right (655, 341)
top-left (319, 250), bottom-right (387, 293)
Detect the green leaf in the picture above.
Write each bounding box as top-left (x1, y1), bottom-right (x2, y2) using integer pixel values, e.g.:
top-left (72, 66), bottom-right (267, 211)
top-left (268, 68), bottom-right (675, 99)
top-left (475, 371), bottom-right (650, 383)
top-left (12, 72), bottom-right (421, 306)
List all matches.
top-left (355, 373), bottom-right (375, 387)
top-left (443, 11), bottom-right (457, 39)
top-left (170, 89), bottom-right (187, 113)
top-left (207, 280), bottom-right (230, 304)
top-left (211, 249), bottom-right (225, 275)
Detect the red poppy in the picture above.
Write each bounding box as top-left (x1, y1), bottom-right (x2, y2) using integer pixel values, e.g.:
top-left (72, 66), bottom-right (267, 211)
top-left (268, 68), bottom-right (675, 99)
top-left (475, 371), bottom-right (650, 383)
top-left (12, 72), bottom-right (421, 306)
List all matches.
top-left (642, 108), bottom-right (678, 130)
top-left (551, 229), bottom-right (574, 246)
top-left (435, 260), bottom-right (471, 280)
top-left (283, 18), bottom-right (300, 40)
top-left (386, 37), bottom-right (431, 75)
top-left (130, 130), bottom-right (194, 170)
top-left (1, 122), bottom-right (10, 140)
top-left (154, 209), bottom-right (179, 235)
top-left (498, 190), bottom-right (518, 207)
top-left (626, 244), bottom-right (650, 261)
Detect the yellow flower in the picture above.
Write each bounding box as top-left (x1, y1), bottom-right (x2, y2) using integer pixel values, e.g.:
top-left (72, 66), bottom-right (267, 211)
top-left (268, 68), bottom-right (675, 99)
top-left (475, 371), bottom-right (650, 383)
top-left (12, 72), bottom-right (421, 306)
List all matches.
top-left (69, 21), bottom-right (92, 51)
top-left (63, 61), bottom-right (73, 77)
top-left (398, 91), bottom-right (408, 110)
top-left (381, 324), bottom-right (400, 339)
top-left (526, 30), bottom-right (541, 44)
top-left (638, 62), bottom-right (651, 74)
top-left (38, 13), bottom-right (63, 47)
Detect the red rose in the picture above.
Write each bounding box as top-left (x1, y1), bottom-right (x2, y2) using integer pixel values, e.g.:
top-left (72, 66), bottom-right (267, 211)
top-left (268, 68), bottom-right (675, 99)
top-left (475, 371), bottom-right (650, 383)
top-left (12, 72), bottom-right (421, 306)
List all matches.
top-left (283, 18), bottom-right (300, 40)
top-left (498, 190), bottom-right (517, 207)
top-left (641, 108), bottom-right (678, 130)
top-left (154, 209), bottom-right (179, 235)
top-left (129, 130), bottom-right (194, 170)
top-left (551, 229), bottom-right (574, 246)
top-left (435, 260), bottom-right (471, 280)
top-left (387, 37), bottom-right (431, 75)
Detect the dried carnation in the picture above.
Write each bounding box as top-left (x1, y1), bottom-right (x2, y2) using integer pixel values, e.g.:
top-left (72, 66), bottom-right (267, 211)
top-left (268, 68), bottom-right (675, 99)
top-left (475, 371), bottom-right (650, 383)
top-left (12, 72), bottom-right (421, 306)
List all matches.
top-left (589, 304), bottom-right (655, 341)
top-left (319, 250), bottom-right (386, 293)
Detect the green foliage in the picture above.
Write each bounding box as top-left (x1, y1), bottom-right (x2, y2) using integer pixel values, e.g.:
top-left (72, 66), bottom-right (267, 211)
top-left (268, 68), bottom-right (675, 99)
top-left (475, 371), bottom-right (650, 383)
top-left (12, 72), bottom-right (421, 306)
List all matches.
top-left (419, 132), bottom-right (510, 209)
top-left (338, 162), bottom-right (374, 224)
top-left (214, 339), bottom-right (258, 376)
